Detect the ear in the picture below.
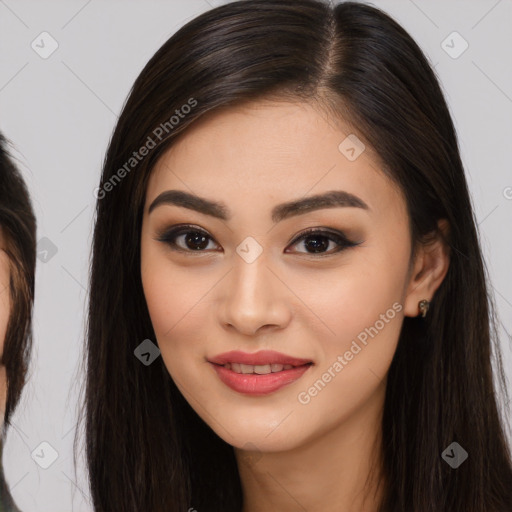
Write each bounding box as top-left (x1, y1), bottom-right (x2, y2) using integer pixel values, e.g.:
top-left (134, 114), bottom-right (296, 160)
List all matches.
top-left (403, 218), bottom-right (451, 317)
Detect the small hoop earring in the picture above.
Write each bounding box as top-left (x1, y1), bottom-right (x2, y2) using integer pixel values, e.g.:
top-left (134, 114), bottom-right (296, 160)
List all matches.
top-left (418, 299), bottom-right (430, 318)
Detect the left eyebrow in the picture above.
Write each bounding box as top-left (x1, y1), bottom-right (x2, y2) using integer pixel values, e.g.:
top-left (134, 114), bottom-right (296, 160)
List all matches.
top-left (147, 189), bottom-right (370, 223)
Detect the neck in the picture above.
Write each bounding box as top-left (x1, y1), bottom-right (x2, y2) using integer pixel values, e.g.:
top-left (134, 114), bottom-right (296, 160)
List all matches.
top-left (236, 380), bottom-right (387, 512)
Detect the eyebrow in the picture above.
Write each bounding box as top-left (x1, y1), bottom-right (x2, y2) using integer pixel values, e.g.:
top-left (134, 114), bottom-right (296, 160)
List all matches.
top-left (148, 189), bottom-right (369, 223)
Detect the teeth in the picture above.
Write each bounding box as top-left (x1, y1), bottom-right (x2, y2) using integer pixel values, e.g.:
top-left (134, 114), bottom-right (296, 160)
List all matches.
top-left (254, 365), bottom-right (272, 374)
top-left (240, 364), bottom-right (254, 374)
top-left (224, 362), bottom-right (297, 374)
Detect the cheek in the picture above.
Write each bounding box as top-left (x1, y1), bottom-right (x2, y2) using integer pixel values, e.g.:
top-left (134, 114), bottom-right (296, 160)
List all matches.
top-left (292, 244), bottom-right (408, 406)
top-left (0, 296), bottom-right (8, 349)
top-left (140, 244), bottom-right (215, 383)
top-left (293, 284), bottom-right (404, 437)
top-left (142, 257), bottom-right (213, 335)
top-left (296, 245), bottom-right (407, 345)
top-left (0, 254), bottom-right (10, 350)
top-left (0, 253), bottom-right (10, 417)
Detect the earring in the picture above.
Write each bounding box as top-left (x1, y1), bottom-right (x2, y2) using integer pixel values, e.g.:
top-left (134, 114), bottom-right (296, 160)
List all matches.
top-left (418, 299), bottom-right (430, 318)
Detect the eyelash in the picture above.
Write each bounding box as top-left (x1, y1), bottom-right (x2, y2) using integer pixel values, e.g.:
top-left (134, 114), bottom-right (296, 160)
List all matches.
top-left (155, 224), bottom-right (362, 257)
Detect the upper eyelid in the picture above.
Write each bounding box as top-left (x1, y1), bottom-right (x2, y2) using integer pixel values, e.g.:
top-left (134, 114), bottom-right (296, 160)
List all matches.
top-left (156, 224), bottom-right (347, 240)
top-left (155, 224), bottom-right (355, 249)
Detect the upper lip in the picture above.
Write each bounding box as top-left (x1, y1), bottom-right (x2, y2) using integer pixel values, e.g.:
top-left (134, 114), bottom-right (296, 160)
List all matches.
top-left (208, 350), bottom-right (312, 367)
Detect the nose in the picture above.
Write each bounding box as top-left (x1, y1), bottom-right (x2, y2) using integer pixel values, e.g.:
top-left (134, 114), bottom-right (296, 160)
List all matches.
top-left (218, 254), bottom-right (292, 336)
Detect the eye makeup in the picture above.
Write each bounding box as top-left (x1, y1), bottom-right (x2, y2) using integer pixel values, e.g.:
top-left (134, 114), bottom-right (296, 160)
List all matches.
top-left (155, 223), bottom-right (363, 257)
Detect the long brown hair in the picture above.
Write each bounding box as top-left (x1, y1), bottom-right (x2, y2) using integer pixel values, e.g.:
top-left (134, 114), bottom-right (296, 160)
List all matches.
top-left (81, 1), bottom-right (512, 510)
top-left (0, 134), bottom-right (36, 431)
top-left (0, 133), bottom-right (36, 510)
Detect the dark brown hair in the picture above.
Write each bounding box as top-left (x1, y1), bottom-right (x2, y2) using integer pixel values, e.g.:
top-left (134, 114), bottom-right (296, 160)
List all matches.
top-left (0, 132), bottom-right (36, 511)
top-left (0, 133), bottom-right (36, 432)
top-left (82, 1), bottom-right (512, 510)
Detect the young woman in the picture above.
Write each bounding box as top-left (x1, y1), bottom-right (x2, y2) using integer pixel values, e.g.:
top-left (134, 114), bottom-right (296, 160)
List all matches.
top-left (83, 1), bottom-right (512, 510)
top-left (0, 133), bottom-right (36, 512)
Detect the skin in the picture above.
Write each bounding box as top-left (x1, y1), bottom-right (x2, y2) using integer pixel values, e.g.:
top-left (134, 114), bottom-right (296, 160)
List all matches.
top-left (140, 100), bottom-right (450, 512)
top-left (0, 226), bottom-right (11, 422)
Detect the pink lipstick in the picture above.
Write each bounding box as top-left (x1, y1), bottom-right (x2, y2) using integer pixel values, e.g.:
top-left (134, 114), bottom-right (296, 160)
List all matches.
top-left (208, 350), bottom-right (313, 395)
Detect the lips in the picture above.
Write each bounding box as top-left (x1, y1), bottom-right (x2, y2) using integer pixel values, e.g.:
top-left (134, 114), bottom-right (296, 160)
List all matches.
top-left (208, 350), bottom-right (312, 367)
top-left (208, 350), bottom-right (313, 395)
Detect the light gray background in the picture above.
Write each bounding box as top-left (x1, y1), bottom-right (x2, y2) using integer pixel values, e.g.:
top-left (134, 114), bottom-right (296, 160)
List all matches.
top-left (0, 0), bottom-right (511, 510)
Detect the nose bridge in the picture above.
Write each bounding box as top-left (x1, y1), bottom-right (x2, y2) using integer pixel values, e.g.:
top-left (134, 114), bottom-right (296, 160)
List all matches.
top-left (219, 246), bottom-right (289, 334)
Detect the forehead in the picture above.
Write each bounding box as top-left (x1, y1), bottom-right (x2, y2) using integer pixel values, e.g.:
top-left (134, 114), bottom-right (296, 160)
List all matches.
top-left (145, 100), bottom-right (406, 220)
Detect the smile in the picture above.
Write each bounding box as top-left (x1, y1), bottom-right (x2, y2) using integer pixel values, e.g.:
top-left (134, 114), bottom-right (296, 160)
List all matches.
top-left (222, 362), bottom-right (300, 374)
top-left (208, 351), bottom-right (313, 395)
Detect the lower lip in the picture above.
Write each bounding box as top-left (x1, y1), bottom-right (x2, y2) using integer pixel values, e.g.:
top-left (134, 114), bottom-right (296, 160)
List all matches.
top-left (210, 363), bottom-right (312, 395)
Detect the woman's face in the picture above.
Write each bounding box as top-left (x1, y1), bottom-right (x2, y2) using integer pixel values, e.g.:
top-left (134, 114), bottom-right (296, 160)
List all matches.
top-left (0, 227), bottom-right (11, 421)
top-left (140, 100), bottom-right (425, 452)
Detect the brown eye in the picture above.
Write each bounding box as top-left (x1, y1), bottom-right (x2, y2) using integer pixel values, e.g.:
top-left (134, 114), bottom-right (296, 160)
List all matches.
top-left (156, 225), bottom-right (362, 257)
top-left (156, 225), bottom-right (219, 252)
top-left (286, 228), bottom-right (361, 256)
